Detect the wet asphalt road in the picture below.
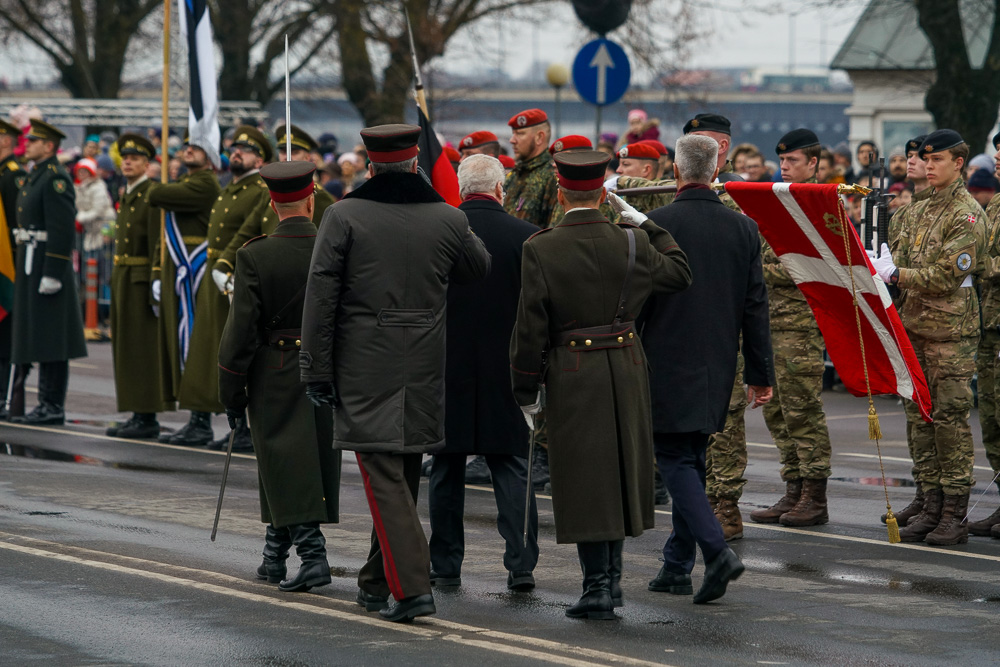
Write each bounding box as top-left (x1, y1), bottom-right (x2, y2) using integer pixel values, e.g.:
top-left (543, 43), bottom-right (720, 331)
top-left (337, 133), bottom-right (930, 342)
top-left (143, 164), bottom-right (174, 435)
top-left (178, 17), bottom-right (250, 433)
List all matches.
top-left (2, 344), bottom-right (1000, 666)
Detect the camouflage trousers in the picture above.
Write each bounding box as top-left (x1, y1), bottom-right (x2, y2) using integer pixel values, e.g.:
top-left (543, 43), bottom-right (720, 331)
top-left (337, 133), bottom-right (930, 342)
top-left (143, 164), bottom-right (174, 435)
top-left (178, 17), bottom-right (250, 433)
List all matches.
top-left (903, 332), bottom-right (976, 495)
top-left (706, 353), bottom-right (748, 501)
top-left (762, 327), bottom-right (832, 480)
top-left (976, 329), bottom-right (1000, 475)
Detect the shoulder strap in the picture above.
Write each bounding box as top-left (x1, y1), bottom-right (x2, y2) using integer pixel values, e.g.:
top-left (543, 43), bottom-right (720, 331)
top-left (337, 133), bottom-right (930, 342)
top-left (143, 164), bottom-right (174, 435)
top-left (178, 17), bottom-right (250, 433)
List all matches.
top-left (265, 283), bottom-right (307, 331)
top-left (614, 228), bottom-right (636, 324)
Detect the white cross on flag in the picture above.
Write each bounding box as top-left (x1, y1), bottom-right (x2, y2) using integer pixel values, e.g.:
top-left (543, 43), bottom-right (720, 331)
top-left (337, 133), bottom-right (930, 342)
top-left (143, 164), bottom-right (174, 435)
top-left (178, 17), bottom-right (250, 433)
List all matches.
top-left (724, 182), bottom-right (932, 422)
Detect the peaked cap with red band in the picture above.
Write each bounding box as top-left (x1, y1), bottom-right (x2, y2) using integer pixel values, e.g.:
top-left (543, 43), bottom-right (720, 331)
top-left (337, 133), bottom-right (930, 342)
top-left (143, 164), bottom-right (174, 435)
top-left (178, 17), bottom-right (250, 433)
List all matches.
top-left (618, 142), bottom-right (660, 161)
top-left (637, 139), bottom-right (668, 156)
top-left (508, 108), bottom-right (548, 130)
top-left (360, 123), bottom-right (420, 163)
top-left (549, 134), bottom-right (592, 156)
top-left (260, 160), bottom-right (316, 204)
top-left (555, 150), bottom-right (611, 191)
top-left (461, 130), bottom-right (499, 149)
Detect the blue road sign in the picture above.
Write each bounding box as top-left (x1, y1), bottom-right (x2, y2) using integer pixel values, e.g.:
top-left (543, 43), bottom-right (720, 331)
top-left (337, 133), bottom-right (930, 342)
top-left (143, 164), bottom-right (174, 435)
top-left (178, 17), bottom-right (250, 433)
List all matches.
top-left (572, 38), bottom-right (631, 107)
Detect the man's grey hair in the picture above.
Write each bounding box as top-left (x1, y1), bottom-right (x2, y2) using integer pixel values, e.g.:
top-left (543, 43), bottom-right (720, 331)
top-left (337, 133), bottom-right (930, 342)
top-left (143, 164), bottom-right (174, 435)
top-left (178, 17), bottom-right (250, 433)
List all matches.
top-left (675, 134), bottom-right (719, 184)
top-left (457, 154), bottom-right (505, 199)
top-left (370, 156), bottom-right (417, 175)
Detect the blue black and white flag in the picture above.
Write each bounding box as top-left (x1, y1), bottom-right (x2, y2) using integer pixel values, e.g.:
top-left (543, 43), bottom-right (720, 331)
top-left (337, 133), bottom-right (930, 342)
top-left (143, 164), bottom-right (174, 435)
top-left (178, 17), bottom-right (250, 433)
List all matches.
top-left (178, 0), bottom-right (221, 169)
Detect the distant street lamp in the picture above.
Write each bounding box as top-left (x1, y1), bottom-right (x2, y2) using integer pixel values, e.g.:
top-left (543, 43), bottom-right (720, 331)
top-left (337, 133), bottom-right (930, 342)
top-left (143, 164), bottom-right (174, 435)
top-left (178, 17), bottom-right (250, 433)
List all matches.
top-left (546, 63), bottom-right (570, 138)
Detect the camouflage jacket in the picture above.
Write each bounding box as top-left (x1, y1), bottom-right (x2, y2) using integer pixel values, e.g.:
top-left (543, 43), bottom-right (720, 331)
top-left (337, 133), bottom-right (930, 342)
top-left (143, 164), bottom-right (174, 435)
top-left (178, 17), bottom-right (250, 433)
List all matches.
top-left (978, 192), bottom-right (1000, 329)
top-left (504, 150), bottom-right (558, 228)
top-left (894, 176), bottom-right (987, 341)
top-left (617, 161), bottom-right (741, 215)
top-left (760, 177), bottom-right (818, 331)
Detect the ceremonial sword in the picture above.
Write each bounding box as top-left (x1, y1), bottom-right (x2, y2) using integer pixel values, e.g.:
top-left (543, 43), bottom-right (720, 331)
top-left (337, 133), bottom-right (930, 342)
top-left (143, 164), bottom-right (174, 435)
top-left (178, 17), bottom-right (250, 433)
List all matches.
top-left (210, 428), bottom-right (237, 541)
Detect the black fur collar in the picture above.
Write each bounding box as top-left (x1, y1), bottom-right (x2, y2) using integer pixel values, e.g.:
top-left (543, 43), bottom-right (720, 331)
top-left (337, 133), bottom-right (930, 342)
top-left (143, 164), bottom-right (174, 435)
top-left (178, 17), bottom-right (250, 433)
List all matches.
top-left (344, 172), bottom-right (444, 205)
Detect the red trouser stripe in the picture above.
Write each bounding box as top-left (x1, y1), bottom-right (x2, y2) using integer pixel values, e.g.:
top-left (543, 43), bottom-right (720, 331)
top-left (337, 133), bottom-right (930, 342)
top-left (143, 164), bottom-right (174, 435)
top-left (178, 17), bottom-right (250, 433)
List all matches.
top-left (355, 453), bottom-right (404, 600)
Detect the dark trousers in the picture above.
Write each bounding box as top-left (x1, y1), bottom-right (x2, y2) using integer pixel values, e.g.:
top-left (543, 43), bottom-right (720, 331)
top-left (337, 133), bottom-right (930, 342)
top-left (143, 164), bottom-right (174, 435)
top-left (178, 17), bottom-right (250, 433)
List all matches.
top-left (428, 453), bottom-right (539, 576)
top-left (38, 361), bottom-right (69, 409)
top-left (654, 431), bottom-right (728, 574)
top-left (355, 452), bottom-right (430, 600)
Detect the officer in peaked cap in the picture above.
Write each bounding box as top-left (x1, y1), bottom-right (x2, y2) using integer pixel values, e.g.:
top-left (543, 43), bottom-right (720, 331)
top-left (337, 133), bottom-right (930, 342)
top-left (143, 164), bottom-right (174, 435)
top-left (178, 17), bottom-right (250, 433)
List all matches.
top-left (218, 159), bottom-right (341, 594)
top-left (274, 123), bottom-right (334, 226)
top-left (511, 149), bottom-right (691, 620)
top-left (11, 119), bottom-right (87, 425)
top-left (460, 130), bottom-right (501, 158)
top-left (0, 118), bottom-right (26, 418)
top-left (232, 125), bottom-right (274, 163)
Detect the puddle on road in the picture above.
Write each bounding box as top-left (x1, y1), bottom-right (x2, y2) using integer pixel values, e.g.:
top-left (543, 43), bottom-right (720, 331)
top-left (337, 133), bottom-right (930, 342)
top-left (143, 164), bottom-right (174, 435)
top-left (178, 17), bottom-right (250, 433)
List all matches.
top-left (830, 476), bottom-right (916, 487)
top-left (0, 443), bottom-right (208, 474)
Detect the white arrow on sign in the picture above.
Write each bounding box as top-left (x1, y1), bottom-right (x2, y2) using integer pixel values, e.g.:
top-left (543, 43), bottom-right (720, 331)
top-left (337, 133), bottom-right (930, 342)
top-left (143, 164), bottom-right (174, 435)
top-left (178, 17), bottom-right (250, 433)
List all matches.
top-left (589, 43), bottom-right (615, 105)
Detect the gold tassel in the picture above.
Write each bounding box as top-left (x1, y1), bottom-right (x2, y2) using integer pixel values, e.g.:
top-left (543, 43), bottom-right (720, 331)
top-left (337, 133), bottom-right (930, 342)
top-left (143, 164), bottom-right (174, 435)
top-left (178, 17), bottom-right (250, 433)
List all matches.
top-left (885, 509), bottom-right (901, 543)
top-left (868, 404), bottom-right (882, 440)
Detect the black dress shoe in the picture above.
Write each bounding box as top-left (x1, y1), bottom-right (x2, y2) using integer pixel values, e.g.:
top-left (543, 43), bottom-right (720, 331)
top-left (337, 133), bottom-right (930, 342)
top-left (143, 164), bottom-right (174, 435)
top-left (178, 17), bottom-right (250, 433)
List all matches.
top-left (167, 411), bottom-right (213, 447)
top-left (507, 570), bottom-right (535, 591)
top-left (117, 414), bottom-right (160, 439)
top-left (430, 570), bottom-right (461, 587)
top-left (693, 548), bottom-right (744, 604)
top-left (11, 404), bottom-right (64, 426)
top-left (279, 560), bottom-right (331, 592)
top-left (356, 589), bottom-right (389, 611)
top-left (379, 594), bottom-right (436, 622)
top-left (648, 566), bottom-right (693, 594)
top-left (208, 417), bottom-right (252, 452)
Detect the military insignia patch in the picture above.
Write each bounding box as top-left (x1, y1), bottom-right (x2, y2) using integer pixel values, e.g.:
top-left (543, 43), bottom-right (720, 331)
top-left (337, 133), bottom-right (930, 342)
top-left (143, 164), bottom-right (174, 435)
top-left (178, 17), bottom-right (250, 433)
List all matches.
top-left (618, 146), bottom-right (628, 158)
top-left (967, 214), bottom-right (977, 224)
top-left (553, 141), bottom-right (564, 152)
top-left (462, 137), bottom-right (472, 147)
top-left (517, 116), bottom-right (527, 127)
top-left (15, 176), bottom-right (25, 188)
top-left (957, 253), bottom-right (972, 271)
top-left (53, 179), bottom-right (67, 193)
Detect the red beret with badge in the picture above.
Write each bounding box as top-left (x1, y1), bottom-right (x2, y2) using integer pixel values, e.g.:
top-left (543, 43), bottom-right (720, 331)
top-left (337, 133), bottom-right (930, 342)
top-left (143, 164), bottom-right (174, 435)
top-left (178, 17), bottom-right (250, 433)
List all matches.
top-left (618, 142), bottom-right (660, 161)
top-left (460, 130), bottom-right (499, 150)
top-left (549, 135), bottom-right (593, 156)
top-left (637, 139), bottom-right (667, 156)
top-left (508, 109), bottom-right (548, 130)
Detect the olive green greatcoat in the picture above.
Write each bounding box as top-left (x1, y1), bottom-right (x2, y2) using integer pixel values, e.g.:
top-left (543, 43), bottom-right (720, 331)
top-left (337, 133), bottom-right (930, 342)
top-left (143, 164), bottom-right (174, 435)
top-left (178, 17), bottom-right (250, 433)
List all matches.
top-left (12, 156), bottom-right (87, 364)
top-left (110, 178), bottom-right (166, 412)
top-left (218, 217), bottom-right (340, 527)
top-left (0, 157), bottom-right (26, 357)
top-left (147, 169), bottom-right (221, 404)
top-left (180, 172), bottom-right (270, 412)
top-left (510, 208), bottom-right (692, 543)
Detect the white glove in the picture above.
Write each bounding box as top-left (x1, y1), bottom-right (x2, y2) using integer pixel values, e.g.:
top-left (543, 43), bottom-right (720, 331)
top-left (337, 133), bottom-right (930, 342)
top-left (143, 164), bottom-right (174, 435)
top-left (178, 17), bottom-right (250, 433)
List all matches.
top-left (151, 304), bottom-right (160, 318)
top-left (520, 391), bottom-right (543, 430)
top-left (225, 273), bottom-right (234, 294)
top-left (607, 191), bottom-right (647, 227)
top-left (212, 268), bottom-right (231, 294)
top-left (152, 279), bottom-right (161, 302)
top-left (603, 174), bottom-right (620, 192)
top-left (38, 277), bottom-right (62, 295)
top-left (871, 243), bottom-right (897, 283)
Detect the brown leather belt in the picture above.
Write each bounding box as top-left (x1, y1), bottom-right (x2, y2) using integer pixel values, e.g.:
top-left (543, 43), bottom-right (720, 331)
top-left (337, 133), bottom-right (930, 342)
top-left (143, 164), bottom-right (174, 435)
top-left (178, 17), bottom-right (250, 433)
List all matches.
top-left (556, 321), bottom-right (636, 350)
top-left (267, 328), bottom-right (301, 349)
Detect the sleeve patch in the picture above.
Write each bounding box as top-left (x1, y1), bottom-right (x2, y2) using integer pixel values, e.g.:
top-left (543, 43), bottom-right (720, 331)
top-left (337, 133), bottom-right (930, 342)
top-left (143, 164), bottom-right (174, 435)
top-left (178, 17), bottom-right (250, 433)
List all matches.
top-left (53, 179), bottom-right (67, 193)
top-left (957, 252), bottom-right (972, 272)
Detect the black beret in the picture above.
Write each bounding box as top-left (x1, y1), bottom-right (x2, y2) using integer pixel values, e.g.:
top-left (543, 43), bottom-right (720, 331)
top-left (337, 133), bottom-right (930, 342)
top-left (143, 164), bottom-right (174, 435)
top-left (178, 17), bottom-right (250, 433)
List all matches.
top-left (918, 129), bottom-right (964, 158)
top-left (554, 149), bottom-right (611, 191)
top-left (276, 124), bottom-right (318, 153)
top-left (260, 160), bottom-right (316, 203)
top-left (684, 113), bottom-right (731, 136)
top-left (906, 134), bottom-right (928, 155)
top-left (116, 133), bottom-right (155, 159)
top-left (232, 125), bottom-right (274, 162)
top-left (360, 123), bottom-right (420, 163)
top-left (0, 119), bottom-right (19, 136)
top-left (992, 131), bottom-right (1000, 150)
top-left (776, 128), bottom-right (820, 155)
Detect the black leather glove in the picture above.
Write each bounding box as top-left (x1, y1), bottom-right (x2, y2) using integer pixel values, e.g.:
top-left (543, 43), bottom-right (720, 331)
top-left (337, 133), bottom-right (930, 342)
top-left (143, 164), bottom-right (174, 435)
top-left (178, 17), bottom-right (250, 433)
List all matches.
top-left (225, 406), bottom-right (246, 430)
top-left (306, 381), bottom-right (338, 408)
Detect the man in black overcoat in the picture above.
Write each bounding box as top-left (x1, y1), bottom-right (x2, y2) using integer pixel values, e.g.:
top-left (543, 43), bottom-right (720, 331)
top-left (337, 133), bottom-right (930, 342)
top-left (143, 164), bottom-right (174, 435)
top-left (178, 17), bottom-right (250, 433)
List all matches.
top-left (428, 155), bottom-right (540, 591)
top-left (633, 134), bottom-right (774, 604)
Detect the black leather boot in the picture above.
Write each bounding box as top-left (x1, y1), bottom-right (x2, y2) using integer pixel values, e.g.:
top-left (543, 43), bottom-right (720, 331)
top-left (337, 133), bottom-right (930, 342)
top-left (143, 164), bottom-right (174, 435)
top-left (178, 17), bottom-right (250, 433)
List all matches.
top-left (0, 358), bottom-right (12, 421)
top-left (208, 416), bottom-right (253, 452)
top-left (608, 540), bottom-right (624, 608)
top-left (116, 413), bottom-right (161, 439)
top-left (13, 361), bottom-right (66, 425)
top-left (566, 541), bottom-right (616, 620)
top-left (279, 523), bottom-right (332, 593)
top-left (165, 411), bottom-right (214, 447)
top-left (256, 525), bottom-right (292, 583)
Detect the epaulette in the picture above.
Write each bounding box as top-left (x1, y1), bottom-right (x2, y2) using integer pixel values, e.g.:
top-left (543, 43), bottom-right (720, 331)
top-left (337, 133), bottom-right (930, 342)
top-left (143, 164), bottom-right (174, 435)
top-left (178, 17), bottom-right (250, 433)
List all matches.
top-left (4, 160), bottom-right (18, 173)
top-left (242, 234), bottom-right (267, 248)
top-left (526, 226), bottom-right (553, 242)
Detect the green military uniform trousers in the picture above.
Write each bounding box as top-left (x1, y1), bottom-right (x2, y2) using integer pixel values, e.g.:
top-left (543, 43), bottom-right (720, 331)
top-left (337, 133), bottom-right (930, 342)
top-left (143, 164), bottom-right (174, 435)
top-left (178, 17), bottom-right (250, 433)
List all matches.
top-left (762, 327), bottom-right (832, 481)
top-left (976, 328), bottom-right (1000, 475)
top-left (903, 332), bottom-right (976, 494)
top-left (707, 352), bottom-right (748, 500)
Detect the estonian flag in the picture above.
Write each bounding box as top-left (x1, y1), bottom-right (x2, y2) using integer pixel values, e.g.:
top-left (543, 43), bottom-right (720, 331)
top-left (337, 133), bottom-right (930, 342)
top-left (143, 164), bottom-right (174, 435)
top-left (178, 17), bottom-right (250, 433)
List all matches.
top-left (417, 108), bottom-right (460, 207)
top-left (178, 0), bottom-right (221, 169)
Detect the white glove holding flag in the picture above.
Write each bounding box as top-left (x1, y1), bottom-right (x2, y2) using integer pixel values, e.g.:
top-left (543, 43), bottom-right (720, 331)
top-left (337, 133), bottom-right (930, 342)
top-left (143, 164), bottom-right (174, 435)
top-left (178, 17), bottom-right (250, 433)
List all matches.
top-left (212, 268), bottom-right (231, 294)
top-left (38, 277), bottom-right (62, 295)
top-left (152, 279), bottom-right (161, 302)
top-left (521, 391), bottom-right (543, 430)
top-left (607, 192), bottom-right (647, 227)
top-left (872, 244), bottom-right (897, 283)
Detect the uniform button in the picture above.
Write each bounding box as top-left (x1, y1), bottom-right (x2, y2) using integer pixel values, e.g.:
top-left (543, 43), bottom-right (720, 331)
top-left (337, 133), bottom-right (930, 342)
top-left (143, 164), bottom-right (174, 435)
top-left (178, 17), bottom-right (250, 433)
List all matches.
top-left (295, 340), bottom-right (301, 347)
top-left (585, 339), bottom-right (592, 346)
top-left (617, 336), bottom-right (624, 343)
top-left (218, 196), bottom-right (223, 201)
top-left (569, 341), bottom-right (576, 347)
top-left (127, 223), bottom-right (131, 228)
top-left (18, 207), bottom-right (21, 211)
top-left (211, 209), bottom-right (215, 214)
top-left (628, 332), bottom-right (634, 339)
top-left (278, 340), bottom-right (285, 346)
top-left (232, 195), bottom-right (237, 200)
top-left (130, 206), bottom-right (135, 212)
top-left (215, 236), bottom-right (221, 241)
top-left (225, 208), bottom-right (229, 213)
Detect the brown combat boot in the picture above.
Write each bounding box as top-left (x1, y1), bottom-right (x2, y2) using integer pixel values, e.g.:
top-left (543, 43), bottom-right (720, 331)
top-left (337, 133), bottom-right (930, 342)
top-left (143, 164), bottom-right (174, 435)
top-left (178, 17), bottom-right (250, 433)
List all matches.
top-left (898, 488), bottom-right (943, 542)
top-left (967, 502), bottom-right (1000, 536)
top-left (715, 498), bottom-right (744, 541)
top-left (924, 492), bottom-right (970, 546)
top-left (779, 478), bottom-right (829, 526)
top-left (750, 479), bottom-right (802, 524)
top-left (882, 487), bottom-right (924, 526)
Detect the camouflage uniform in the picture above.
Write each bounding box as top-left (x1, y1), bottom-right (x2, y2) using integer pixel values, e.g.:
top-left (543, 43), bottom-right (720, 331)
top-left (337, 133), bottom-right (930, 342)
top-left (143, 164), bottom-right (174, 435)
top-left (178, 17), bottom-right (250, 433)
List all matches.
top-left (761, 177), bottom-right (832, 481)
top-left (503, 150), bottom-right (558, 229)
top-left (978, 192), bottom-right (1000, 477)
top-left (893, 177), bottom-right (986, 495)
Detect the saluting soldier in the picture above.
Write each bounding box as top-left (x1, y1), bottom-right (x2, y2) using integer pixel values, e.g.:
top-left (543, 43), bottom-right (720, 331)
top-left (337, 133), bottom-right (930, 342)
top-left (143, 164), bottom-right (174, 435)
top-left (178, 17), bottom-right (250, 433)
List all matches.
top-left (0, 119), bottom-right (26, 419)
top-left (147, 136), bottom-right (221, 446)
top-left (510, 150), bottom-right (691, 620)
top-left (218, 160), bottom-right (341, 593)
top-left (269, 124), bottom-right (334, 227)
top-left (107, 134), bottom-right (167, 438)
top-left (874, 129), bottom-right (987, 545)
top-left (194, 126), bottom-right (272, 452)
top-left (10, 119), bottom-right (87, 425)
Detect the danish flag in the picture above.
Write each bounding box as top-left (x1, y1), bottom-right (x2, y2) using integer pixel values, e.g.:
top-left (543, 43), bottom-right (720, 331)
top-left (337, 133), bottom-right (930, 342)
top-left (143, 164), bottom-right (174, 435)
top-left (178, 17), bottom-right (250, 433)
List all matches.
top-left (724, 182), bottom-right (932, 421)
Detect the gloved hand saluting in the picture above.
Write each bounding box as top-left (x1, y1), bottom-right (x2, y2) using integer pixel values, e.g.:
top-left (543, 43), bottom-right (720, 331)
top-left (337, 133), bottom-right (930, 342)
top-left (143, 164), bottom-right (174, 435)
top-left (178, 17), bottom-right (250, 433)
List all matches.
top-left (607, 192), bottom-right (647, 227)
top-left (871, 243), bottom-right (899, 284)
top-left (306, 381), bottom-right (339, 408)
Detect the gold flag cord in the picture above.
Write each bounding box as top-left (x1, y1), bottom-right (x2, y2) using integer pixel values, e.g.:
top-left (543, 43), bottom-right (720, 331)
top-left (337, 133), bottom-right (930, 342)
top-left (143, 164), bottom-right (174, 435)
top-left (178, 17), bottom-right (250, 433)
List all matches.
top-left (837, 201), bottom-right (900, 543)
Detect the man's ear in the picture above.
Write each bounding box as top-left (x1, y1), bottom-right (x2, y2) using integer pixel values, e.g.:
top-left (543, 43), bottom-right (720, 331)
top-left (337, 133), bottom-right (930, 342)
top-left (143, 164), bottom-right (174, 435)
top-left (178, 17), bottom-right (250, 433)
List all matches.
top-left (673, 163), bottom-right (680, 180)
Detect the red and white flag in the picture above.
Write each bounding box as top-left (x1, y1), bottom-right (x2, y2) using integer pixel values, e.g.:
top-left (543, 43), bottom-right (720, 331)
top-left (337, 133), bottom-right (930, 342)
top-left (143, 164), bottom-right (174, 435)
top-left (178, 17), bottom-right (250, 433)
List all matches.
top-left (724, 182), bottom-right (932, 421)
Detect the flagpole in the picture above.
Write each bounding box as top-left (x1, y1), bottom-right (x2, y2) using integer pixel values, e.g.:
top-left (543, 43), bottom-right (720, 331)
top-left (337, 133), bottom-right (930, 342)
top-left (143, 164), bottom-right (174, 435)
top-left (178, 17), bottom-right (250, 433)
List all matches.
top-left (402, 3), bottom-right (429, 120)
top-left (284, 34), bottom-right (291, 161)
top-left (160, 0), bottom-right (171, 268)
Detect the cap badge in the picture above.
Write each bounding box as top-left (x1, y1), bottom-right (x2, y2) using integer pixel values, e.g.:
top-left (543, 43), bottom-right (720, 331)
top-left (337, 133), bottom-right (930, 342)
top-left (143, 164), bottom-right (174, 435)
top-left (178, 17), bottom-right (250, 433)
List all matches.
top-left (517, 116), bottom-right (527, 127)
top-left (777, 143), bottom-right (786, 151)
top-left (125, 140), bottom-right (135, 149)
top-left (618, 147), bottom-right (628, 158)
top-left (463, 137), bottom-right (472, 147)
top-left (690, 119), bottom-right (700, 128)
top-left (924, 145), bottom-right (933, 152)
top-left (554, 141), bottom-right (563, 152)
top-left (238, 134), bottom-right (248, 142)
